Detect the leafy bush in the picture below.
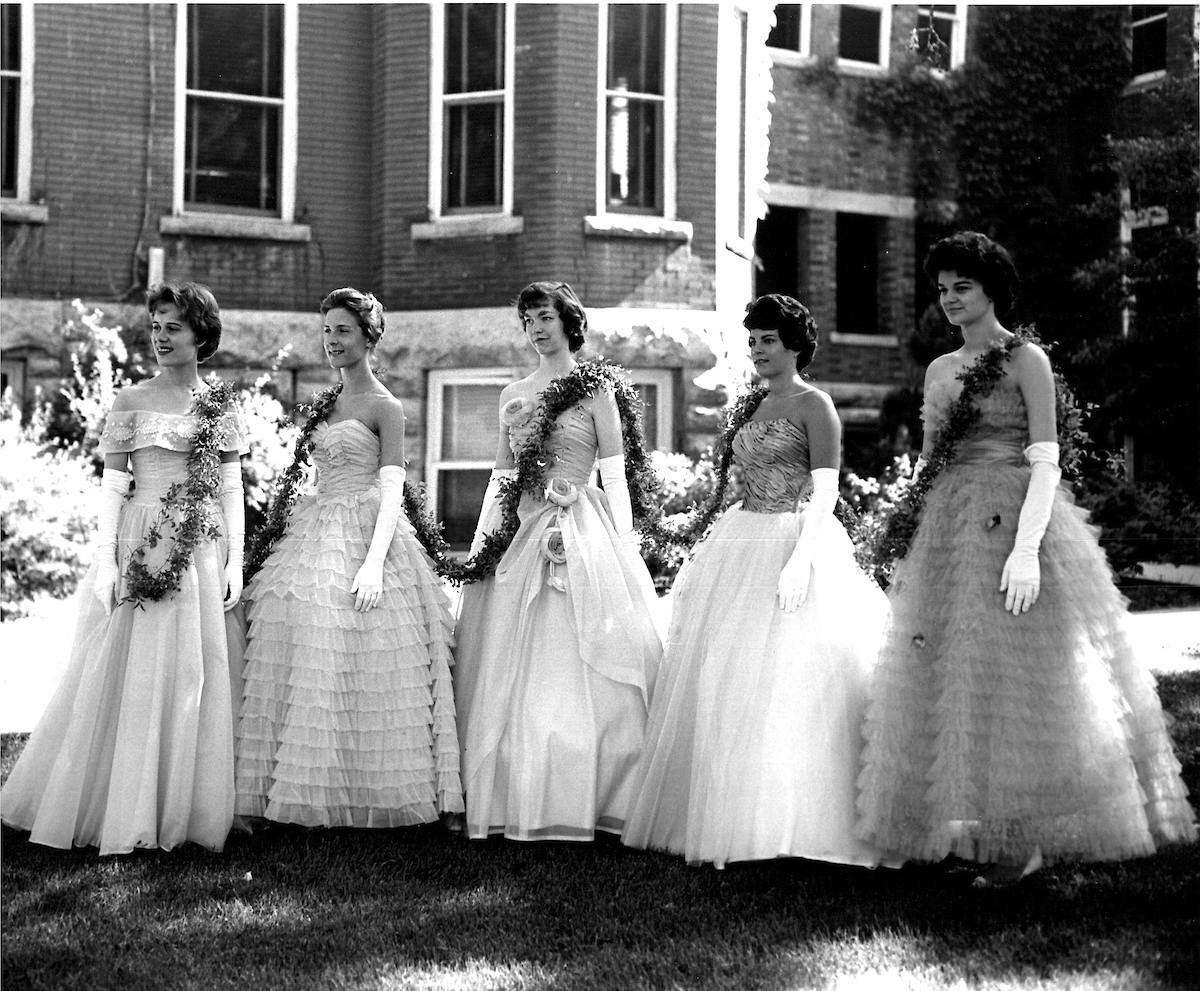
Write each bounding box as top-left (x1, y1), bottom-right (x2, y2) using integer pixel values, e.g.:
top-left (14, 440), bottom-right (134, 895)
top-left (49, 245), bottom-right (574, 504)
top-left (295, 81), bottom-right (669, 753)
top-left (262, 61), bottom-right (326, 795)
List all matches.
top-left (1074, 473), bottom-right (1200, 574)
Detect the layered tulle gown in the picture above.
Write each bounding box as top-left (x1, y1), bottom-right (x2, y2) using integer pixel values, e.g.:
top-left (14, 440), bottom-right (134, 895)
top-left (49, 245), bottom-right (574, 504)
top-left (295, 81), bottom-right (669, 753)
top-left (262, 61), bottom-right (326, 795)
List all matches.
top-left (856, 375), bottom-right (1197, 865)
top-left (1, 406), bottom-right (248, 854)
top-left (235, 419), bottom-right (462, 827)
top-left (622, 418), bottom-right (889, 868)
top-left (454, 394), bottom-right (662, 840)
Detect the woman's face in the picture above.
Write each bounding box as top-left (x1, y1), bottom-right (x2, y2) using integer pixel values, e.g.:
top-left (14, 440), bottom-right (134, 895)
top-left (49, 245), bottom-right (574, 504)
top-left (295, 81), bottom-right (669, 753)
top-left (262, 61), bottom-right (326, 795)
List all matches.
top-left (937, 269), bottom-right (994, 327)
top-left (150, 303), bottom-right (200, 368)
top-left (748, 327), bottom-right (800, 379)
top-left (521, 302), bottom-right (570, 356)
top-left (323, 307), bottom-right (371, 368)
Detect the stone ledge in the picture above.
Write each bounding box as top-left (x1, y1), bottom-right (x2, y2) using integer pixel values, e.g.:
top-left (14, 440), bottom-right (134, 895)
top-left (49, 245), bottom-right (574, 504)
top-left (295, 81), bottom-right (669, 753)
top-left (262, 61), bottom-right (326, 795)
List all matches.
top-left (411, 215), bottom-right (525, 240)
top-left (1, 201), bottom-right (49, 224)
top-left (159, 213), bottom-right (312, 242)
top-left (584, 215), bottom-right (692, 242)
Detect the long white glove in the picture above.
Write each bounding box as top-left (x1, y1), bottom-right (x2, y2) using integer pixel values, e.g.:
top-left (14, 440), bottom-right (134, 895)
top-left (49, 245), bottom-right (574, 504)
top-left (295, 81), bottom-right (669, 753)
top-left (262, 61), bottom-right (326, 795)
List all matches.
top-left (911, 454), bottom-right (928, 485)
top-left (1000, 441), bottom-right (1061, 615)
top-left (94, 467), bottom-right (131, 615)
top-left (351, 464), bottom-right (406, 612)
top-left (777, 467), bottom-right (839, 613)
top-left (598, 453), bottom-right (640, 555)
top-left (218, 461), bottom-right (245, 611)
top-left (470, 467), bottom-right (516, 556)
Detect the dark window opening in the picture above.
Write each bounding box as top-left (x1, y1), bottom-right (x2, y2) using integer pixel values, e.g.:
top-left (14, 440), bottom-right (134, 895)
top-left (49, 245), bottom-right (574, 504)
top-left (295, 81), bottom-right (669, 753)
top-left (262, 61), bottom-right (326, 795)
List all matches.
top-left (1, 3), bottom-right (22, 198)
top-left (836, 213), bottom-right (883, 335)
top-left (839, 5), bottom-right (882, 64)
top-left (754, 206), bottom-right (803, 300)
top-left (1131, 6), bottom-right (1168, 77)
top-left (768, 4), bottom-right (802, 51)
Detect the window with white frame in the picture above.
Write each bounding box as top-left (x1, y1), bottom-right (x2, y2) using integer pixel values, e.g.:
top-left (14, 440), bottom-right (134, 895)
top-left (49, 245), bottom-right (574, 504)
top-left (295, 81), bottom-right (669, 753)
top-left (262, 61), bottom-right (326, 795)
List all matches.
top-left (1, 2), bottom-right (33, 202)
top-left (838, 3), bottom-right (891, 70)
top-left (836, 212), bottom-right (886, 336)
top-left (767, 3), bottom-right (811, 57)
top-left (175, 3), bottom-right (297, 219)
top-left (914, 4), bottom-right (965, 71)
top-left (628, 369), bottom-right (675, 453)
top-left (432, 3), bottom-right (513, 216)
top-left (1130, 6), bottom-right (1168, 80)
top-left (598, 2), bottom-right (677, 217)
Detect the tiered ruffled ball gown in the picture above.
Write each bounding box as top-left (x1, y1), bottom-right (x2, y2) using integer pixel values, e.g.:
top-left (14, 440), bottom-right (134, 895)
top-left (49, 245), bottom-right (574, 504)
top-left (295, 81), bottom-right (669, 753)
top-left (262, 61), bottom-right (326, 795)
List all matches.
top-left (454, 394), bottom-right (662, 841)
top-left (856, 375), bottom-right (1197, 865)
top-left (622, 417), bottom-right (889, 868)
top-left (235, 419), bottom-right (462, 827)
top-left (1, 406), bottom-right (248, 854)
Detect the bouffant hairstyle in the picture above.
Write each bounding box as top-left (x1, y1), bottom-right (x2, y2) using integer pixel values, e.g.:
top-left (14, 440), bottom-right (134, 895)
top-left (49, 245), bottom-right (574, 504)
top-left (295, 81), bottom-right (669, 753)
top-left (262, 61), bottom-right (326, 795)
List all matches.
top-left (146, 282), bottom-right (222, 362)
top-left (923, 231), bottom-right (1020, 318)
top-left (320, 287), bottom-right (386, 346)
top-left (516, 281), bottom-right (588, 353)
top-left (743, 293), bottom-right (820, 372)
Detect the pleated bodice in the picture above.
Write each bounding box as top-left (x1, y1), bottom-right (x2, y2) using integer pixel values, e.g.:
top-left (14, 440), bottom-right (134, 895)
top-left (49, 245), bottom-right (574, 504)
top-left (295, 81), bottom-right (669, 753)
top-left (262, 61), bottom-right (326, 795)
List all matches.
top-left (127, 447), bottom-right (194, 506)
top-left (924, 373), bottom-right (1029, 467)
top-left (508, 402), bottom-right (598, 487)
top-left (313, 420), bottom-right (383, 495)
top-left (735, 418), bottom-right (811, 513)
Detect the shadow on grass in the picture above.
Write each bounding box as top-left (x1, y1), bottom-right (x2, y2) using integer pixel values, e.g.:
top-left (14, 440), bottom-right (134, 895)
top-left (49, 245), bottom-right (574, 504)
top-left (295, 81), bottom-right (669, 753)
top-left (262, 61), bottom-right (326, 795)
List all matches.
top-left (4, 674), bottom-right (1200, 991)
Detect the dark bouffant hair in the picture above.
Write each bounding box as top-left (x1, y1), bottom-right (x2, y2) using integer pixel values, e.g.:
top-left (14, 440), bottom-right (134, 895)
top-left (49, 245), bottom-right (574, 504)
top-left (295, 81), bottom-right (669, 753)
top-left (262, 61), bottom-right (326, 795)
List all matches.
top-left (923, 231), bottom-right (1020, 317)
top-left (516, 281), bottom-right (588, 353)
top-left (743, 293), bottom-right (820, 372)
top-left (320, 287), bottom-right (386, 346)
top-left (146, 282), bottom-right (222, 362)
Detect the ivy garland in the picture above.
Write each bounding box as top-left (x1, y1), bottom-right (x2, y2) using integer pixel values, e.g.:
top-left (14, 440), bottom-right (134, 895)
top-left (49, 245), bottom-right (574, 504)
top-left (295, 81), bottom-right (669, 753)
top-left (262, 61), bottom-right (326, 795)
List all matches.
top-left (121, 381), bottom-right (239, 606)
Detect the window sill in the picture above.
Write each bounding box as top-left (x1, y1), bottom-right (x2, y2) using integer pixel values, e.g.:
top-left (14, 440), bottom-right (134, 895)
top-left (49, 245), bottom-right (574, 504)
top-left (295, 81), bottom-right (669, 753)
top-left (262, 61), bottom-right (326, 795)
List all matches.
top-left (829, 332), bottom-right (899, 348)
top-left (411, 215), bottom-right (525, 240)
top-left (159, 213), bottom-right (312, 242)
top-left (1, 201), bottom-right (48, 224)
top-left (584, 215), bottom-right (692, 242)
top-left (725, 236), bottom-right (753, 260)
top-left (836, 59), bottom-right (889, 78)
top-left (1123, 70), bottom-right (1168, 96)
top-left (768, 49), bottom-right (814, 68)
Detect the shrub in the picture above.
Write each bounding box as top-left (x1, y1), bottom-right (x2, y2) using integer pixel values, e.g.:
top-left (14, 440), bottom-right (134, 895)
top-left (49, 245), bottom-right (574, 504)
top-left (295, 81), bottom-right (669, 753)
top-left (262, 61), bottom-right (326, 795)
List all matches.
top-left (1074, 473), bottom-right (1200, 574)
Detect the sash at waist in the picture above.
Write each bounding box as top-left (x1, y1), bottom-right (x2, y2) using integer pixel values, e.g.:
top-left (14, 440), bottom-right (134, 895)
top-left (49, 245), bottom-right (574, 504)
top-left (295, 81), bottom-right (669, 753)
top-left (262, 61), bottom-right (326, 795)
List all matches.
top-left (953, 438), bottom-right (1025, 466)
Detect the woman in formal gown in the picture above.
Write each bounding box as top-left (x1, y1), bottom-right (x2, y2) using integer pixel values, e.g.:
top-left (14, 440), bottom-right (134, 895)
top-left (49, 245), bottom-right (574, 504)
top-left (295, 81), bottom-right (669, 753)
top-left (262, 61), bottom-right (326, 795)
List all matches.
top-left (622, 294), bottom-right (889, 869)
top-left (1, 282), bottom-right (246, 855)
top-left (454, 281), bottom-right (662, 842)
top-left (235, 287), bottom-right (462, 828)
top-left (855, 232), bottom-right (1196, 886)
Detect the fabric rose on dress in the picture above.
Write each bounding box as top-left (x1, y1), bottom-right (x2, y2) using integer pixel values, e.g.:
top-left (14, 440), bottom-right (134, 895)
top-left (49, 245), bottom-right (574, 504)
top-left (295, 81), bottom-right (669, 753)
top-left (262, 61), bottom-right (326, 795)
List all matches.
top-left (501, 396), bottom-right (535, 427)
top-left (544, 477), bottom-right (579, 507)
top-left (540, 524), bottom-right (568, 591)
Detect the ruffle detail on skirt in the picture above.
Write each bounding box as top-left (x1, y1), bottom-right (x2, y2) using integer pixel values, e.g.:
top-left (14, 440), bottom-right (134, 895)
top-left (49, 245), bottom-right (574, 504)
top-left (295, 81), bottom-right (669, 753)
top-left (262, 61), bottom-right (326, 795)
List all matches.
top-left (856, 463), bottom-right (1197, 865)
top-left (235, 498), bottom-right (462, 827)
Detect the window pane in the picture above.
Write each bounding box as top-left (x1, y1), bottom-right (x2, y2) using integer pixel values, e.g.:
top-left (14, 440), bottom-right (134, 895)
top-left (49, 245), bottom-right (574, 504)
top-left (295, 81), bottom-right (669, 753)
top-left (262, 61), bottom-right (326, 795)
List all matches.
top-left (1, 76), bottom-right (16, 196)
top-left (609, 4), bottom-right (663, 94)
top-left (917, 6), bottom-right (953, 69)
top-left (445, 101), bottom-right (502, 210)
top-left (633, 383), bottom-right (659, 450)
top-left (437, 468), bottom-right (492, 548)
top-left (1, 4), bottom-right (20, 72)
top-left (190, 4), bottom-right (283, 98)
top-left (441, 383), bottom-right (504, 460)
top-left (445, 3), bottom-right (504, 95)
top-left (837, 213), bottom-right (882, 334)
top-left (1131, 9), bottom-right (1168, 76)
top-left (839, 6), bottom-right (882, 64)
top-left (185, 99), bottom-right (280, 211)
top-left (768, 4), bottom-right (802, 50)
top-left (607, 95), bottom-right (661, 211)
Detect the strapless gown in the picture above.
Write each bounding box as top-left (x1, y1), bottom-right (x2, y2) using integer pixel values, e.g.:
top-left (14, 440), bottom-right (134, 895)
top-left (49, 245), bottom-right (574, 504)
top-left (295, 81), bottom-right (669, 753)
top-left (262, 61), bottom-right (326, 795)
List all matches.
top-left (856, 374), bottom-right (1197, 864)
top-left (454, 394), bottom-right (662, 841)
top-left (622, 417), bottom-right (889, 868)
top-left (1, 406), bottom-right (247, 854)
top-left (235, 419), bottom-right (462, 827)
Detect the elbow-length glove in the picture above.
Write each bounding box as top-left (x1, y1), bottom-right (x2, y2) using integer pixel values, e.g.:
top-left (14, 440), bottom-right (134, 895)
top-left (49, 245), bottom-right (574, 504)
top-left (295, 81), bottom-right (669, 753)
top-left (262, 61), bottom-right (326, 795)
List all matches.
top-left (598, 453), bottom-right (640, 556)
top-left (470, 467), bottom-right (516, 557)
top-left (777, 467), bottom-right (839, 613)
top-left (1000, 441), bottom-right (1061, 615)
top-left (94, 467), bottom-right (132, 615)
top-left (351, 465), bottom-right (407, 612)
top-left (218, 461), bottom-right (245, 611)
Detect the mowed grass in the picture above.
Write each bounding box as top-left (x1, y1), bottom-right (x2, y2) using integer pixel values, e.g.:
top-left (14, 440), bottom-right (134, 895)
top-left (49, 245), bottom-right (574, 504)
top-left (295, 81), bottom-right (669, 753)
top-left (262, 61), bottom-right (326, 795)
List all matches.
top-left (1, 674), bottom-right (1198, 991)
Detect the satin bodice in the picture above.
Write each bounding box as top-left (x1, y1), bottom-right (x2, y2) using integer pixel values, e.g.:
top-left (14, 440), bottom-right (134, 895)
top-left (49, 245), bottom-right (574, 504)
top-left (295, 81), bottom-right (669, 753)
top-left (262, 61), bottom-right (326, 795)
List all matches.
top-left (313, 420), bottom-right (383, 495)
top-left (507, 402), bottom-right (598, 486)
top-left (923, 373), bottom-right (1030, 466)
top-left (734, 418), bottom-right (812, 513)
top-left (127, 448), bottom-right (195, 505)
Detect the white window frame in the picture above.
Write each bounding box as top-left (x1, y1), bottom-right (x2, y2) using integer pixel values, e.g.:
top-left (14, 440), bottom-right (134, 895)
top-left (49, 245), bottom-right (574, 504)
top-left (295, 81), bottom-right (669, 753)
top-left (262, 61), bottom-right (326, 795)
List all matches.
top-left (916, 3), bottom-right (966, 71)
top-left (0, 2), bottom-right (34, 205)
top-left (628, 368), bottom-right (675, 453)
top-left (424, 368), bottom-right (513, 531)
top-left (767, 2), bottom-right (813, 65)
top-left (1129, 5), bottom-right (1169, 85)
top-left (837, 2), bottom-right (892, 75)
top-left (172, 2), bottom-right (298, 223)
top-left (594, 1), bottom-right (679, 223)
top-left (426, 2), bottom-right (516, 226)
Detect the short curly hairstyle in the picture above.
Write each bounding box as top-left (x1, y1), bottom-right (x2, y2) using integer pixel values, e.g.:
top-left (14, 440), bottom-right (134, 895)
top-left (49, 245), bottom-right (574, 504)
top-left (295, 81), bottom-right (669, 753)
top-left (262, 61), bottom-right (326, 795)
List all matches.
top-left (320, 287), bottom-right (386, 346)
top-left (145, 282), bottom-right (222, 362)
top-left (743, 293), bottom-right (820, 373)
top-left (923, 231), bottom-right (1020, 318)
top-left (516, 281), bottom-right (588, 353)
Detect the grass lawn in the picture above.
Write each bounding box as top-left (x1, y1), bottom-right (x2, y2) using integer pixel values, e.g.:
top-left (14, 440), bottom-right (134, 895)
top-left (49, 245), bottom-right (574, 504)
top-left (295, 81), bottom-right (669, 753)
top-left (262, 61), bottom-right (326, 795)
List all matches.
top-left (2, 674), bottom-right (1198, 991)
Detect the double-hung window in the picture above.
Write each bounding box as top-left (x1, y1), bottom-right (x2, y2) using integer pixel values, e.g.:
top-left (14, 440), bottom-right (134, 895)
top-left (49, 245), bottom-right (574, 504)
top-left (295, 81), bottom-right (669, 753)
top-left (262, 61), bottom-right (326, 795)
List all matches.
top-left (174, 3), bottom-right (298, 221)
top-left (838, 3), bottom-right (891, 72)
top-left (596, 2), bottom-right (678, 219)
top-left (1130, 6), bottom-right (1168, 82)
top-left (914, 4), bottom-right (965, 71)
top-left (1, 2), bottom-right (34, 206)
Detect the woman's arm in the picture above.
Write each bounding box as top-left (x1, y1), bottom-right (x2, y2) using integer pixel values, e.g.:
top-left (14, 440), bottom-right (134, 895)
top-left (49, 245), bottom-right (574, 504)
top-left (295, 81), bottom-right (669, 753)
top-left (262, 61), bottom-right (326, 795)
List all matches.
top-left (592, 387), bottom-right (636, 544)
